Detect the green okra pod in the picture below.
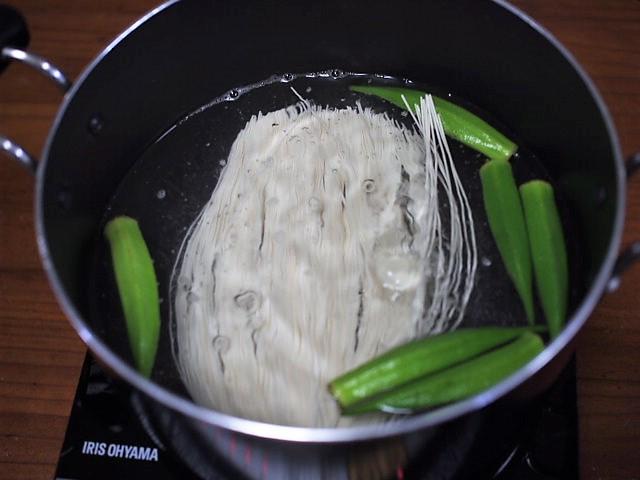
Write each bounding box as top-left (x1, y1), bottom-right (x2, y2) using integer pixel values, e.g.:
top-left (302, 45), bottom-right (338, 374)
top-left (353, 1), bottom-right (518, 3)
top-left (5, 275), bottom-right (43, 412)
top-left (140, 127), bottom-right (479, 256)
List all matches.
top-left (329, 326), bottom-right (543, 409)
top-left (342, 332), bottom-right (544, 415)
top-left (350, 85), bottom-right (517, 162)
top-left (520, 180), bottom-right (568, 338)
top-left (480, 159), bottom-right (535, 323)
top-left (104, 216), bottom-right (160, 377)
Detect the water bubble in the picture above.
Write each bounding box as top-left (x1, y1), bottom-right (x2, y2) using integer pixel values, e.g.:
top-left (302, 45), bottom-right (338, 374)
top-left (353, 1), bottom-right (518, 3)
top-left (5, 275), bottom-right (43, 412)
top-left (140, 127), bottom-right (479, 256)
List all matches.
top-left (212, 335), bottom-right (231, 353)
top-left (363, 179), bottom-right (376, 193)
top-left (282, 73), bottom-right (294, 82)
top-left (187, 291), bottom-right (200, 303)
top-left (56, 188), bottom-right (72, 209)
top-left (87, 114), bottom-right (104, 136)
top-left (595, 186), bottom-right (608, 206)
top-left (481, 256), bottom-right (492, 267)
top-left (308, 197), bottom-right (322, 211)
top-left (305, 86), bottom-right (312, 93)
top-left (225, 228), bottom-right (238, 247)
top-left (234, 290), bottom-right (260, 313)
top-left (156, 189), bottom-right (166, 199)
top-left (228, 89), bottom-right (239, 99)
top-left (331, 69), bottom-right (343, 78)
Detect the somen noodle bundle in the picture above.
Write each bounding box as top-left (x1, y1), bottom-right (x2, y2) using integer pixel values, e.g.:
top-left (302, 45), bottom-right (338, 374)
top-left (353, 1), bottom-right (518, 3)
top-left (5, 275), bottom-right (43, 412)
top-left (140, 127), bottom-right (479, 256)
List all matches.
top-left (171, 95), bottom-right (477, 427)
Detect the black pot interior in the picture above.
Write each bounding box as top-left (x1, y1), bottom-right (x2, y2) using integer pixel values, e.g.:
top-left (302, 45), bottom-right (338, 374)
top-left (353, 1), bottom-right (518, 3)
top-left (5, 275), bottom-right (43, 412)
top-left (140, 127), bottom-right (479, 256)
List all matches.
top-left (40, 0), bottom-right (619, 398)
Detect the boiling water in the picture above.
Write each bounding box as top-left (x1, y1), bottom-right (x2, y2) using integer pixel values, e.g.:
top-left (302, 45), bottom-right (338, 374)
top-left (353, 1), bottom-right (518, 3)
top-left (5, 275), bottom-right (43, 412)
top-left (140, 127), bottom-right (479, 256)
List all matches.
top-left (89, 71), bottom-right (569, 404)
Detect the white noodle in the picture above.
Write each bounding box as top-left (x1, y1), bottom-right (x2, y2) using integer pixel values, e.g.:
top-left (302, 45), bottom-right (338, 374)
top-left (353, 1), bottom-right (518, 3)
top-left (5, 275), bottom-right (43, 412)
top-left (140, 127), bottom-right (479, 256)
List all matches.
top-left (407, 95), bottom-right (478, 333)
top-left (171, 98), bottom-right (477, 427)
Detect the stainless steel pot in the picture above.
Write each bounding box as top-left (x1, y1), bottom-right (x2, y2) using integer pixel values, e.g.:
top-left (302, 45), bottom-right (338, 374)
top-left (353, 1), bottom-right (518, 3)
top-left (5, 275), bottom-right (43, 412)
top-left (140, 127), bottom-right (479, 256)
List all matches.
top-left (2, 0), bottom-right (638, 478)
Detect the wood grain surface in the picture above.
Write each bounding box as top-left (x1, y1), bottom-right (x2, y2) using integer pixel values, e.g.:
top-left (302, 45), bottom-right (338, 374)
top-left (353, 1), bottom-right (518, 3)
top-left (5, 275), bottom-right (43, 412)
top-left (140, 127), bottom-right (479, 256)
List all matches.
top-left (1, 1), bottom-right (638, 479)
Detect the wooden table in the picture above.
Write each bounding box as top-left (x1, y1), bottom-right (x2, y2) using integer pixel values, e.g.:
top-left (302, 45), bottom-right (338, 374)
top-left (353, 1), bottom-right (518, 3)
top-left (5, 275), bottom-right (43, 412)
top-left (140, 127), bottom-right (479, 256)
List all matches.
top-left (1, 1), bottom-right (638, 479)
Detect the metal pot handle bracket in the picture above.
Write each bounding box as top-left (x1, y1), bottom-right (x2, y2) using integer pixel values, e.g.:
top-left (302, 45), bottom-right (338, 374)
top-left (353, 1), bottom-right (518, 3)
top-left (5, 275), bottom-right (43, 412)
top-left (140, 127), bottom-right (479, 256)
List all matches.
top-left (0, 4), bottom-right (71, 173)
top-left (607, 152), bottom-right (640, 292)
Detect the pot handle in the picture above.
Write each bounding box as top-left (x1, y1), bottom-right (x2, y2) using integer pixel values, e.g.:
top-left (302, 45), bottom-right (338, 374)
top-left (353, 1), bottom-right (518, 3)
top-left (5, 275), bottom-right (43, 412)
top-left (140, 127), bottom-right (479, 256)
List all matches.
top-left (607, 152), bottom-right (640, 292)
top-left (0, 4), bottom-right (71, 173)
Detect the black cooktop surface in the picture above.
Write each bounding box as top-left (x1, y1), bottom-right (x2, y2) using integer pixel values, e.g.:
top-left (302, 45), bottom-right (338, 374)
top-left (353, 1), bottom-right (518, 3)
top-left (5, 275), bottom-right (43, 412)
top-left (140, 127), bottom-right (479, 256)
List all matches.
top-left (54, 354), bottom-right (578, 480)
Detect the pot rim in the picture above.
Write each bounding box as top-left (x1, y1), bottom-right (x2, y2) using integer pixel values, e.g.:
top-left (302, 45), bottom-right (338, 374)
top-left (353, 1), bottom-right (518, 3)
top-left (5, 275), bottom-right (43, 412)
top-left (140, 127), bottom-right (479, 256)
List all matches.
top-left (35, 0), bottom-right (625, 443)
